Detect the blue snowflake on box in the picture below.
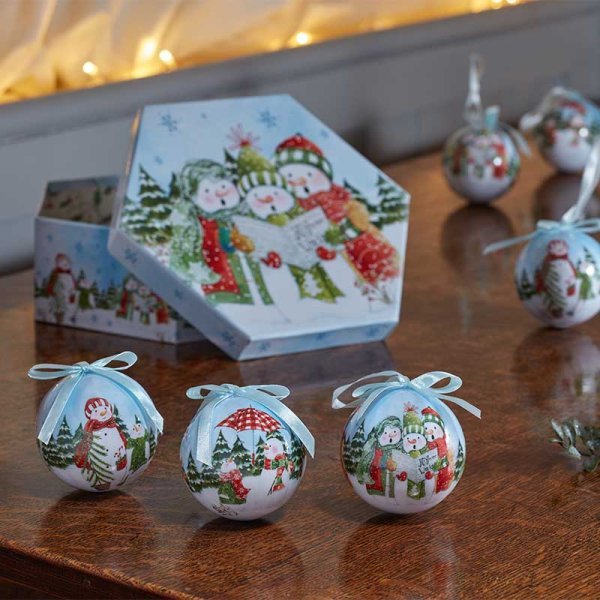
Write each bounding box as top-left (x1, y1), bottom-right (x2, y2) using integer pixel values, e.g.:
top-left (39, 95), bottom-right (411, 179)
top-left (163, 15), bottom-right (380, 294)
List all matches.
top-left (258, 110), bottom-right (277, 129)
top-left (154, 155), bottom-right (164, 165)
top-left (46, 234), bottom-right (54, 242)
top-left (124, 248), bottom-right (138, 265)
top-left (365, 326), bottom-right (380, 339)
top-left (159, 113), bottom-right (179, 133)
top-left (257, 341), bottom-right (271, 353)
top-left (221, 330), bottom-right (237, 351)
top-left (174, 288), bottom-right (184, 300)
top-left (74, 241), bottom-right (84, 255)
top-left (320, 129), bottom-right (330, 139)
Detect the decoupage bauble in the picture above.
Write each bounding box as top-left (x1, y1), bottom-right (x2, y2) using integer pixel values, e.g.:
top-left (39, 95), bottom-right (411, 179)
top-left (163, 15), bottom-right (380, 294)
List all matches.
top-left (514, 229), bottom-right (600, 328)
top-left (521, 88), bottom-right (600, 174)
top-left (30, 352), bottom-right (163, 492)
top-left (181, 384), bottom-right (314, 521)
top-left (335, 372), bottom-right (478, 514)
top-left (443, 126), bottom-right (520, 204)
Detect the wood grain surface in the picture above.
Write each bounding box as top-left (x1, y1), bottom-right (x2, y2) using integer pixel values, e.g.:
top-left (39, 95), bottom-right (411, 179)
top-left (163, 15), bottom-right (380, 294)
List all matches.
top-left (0, 149), bottom-right (599, 599)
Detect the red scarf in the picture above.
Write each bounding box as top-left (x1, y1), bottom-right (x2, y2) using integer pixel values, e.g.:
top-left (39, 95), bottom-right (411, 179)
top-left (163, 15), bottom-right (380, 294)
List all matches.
top-left (46, 267), bottom-right (76, 296)
top-left (74, 417), bottom-right (128, 469)
top-left (299, 184), bottom-right (351, 224)
top-left (427, 436), bottom-right (448, 459)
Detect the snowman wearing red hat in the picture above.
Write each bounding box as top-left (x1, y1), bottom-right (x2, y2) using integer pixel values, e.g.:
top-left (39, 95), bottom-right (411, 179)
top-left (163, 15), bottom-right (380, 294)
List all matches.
top-left (74, 397), bottom-right (129, 491)
top-left (422, 407), bottom-right (453, 493)
top-left (46, 253), bottom-right (77, 324)
top-left (274, 134), bottom-right (399, 290)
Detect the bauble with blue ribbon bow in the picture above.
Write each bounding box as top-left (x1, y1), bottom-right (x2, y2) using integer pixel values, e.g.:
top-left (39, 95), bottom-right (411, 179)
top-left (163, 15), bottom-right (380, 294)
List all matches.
top-left (29, 351), bottom-right (163, 492)
top-left (333, 371), bottom-right (480, 514)
top-left (443, 54), bottom-right (530, 205)
top-left (180, 383), bottom-right (315, 521)
top-left (520, 87), bottom-right (600, 174)
top-left (485, 139), bottom-right (600, 328)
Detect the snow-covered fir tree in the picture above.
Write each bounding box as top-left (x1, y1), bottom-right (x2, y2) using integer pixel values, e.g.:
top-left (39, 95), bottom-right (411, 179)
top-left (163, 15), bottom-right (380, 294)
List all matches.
top-left (454, 441), bottom-right (465, 481)
top-left (517, 269), bottom-right (536, 300)
top-left (39, 437), bottom-right (61, 468)
top-left (342, 436), bottom-right (355, 475)
top-left (253, 435), bottom-right (265, 474)
top-left (121, 166), bottom-right (172, 245)
top-left (541, 265), bottom-right (567, 316)
top-left (185, 452), bottom-right (203, 492)
top-left (347, 423), bottom-right (366, 475)
top-left (148, 429), bottom-right (157, 457)
top-left (82, 433), bottom-right (114, 489)
top-left (373, 175), bottom-right (409, 227)
top-left (230, 435), bottom-right (253, 475)
top-left (212, 430), bottom-right (231, 469)
top-left (113, 406), bottom-right (130, 442)
top-left (55, 416), bottom-right (74, 468)
top-left (289, 434), bottom-right (305, 480)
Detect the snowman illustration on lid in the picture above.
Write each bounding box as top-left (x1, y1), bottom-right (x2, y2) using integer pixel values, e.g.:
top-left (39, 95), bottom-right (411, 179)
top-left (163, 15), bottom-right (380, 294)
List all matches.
top-left (237, 144), bottom-right (342, 303)
top-left (274, 134), bottom-right (400, 292)
top-left (180, 159), bottom-right (254, 304)
top-left (46, 253), bottom-right (77, 324)
top-left (535, 239), bottom-right (579, 318)
top-left (73, 397), bottom-right (128, 491)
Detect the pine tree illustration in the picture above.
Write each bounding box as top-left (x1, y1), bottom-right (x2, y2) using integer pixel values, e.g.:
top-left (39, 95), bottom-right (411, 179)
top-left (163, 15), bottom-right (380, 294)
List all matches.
top-left (121, 166), bottom-right (172, 245)
top-left (344, 180), bottom-right (371, 210)
top-left (55, 416), bottom-right (74, 467)
top-left (212, 430), bottom-right (231, 469)
top-left (83, 433), bottom-right (114, 489)
top-left (372, 175), bottom-right (409, 228)
top-left (289, 434), bottom-right (306, 480)
top-left (185, 452), bottom-right (203, 492)
top-left (342, 436), bottom-right (355, 475)
top-left (39, 437), bottom-right (61, 468)
top-left (148, 429), bottom-right (157, 457)
top-left (72, 424), bottom-right (83, 448)
top-left (253, 435), bottom-right (265, 474)
top-left (517, 269), bottom-right (536, 300)
top-left (230, 435), bottom-right (253, 475)
top-left (113, 406), bottom-right (130, 442)
top-left (454, 441), bottom-right (465, 481)
top-left (224, 149), bottom-right (237, 181)
top-left (349, 423), bottom-right (366, 475)
top-left (542, 263), bottom-right (567, 316)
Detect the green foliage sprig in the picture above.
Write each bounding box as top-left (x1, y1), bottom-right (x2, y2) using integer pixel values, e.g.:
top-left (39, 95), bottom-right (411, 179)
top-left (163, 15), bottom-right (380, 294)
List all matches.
top-left (550, 419), bottom-right (600, 472)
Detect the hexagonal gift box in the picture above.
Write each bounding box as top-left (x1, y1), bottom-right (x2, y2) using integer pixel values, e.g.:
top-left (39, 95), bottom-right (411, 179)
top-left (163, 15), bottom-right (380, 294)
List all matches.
top-left (109, 95), bottom-right (410, 360)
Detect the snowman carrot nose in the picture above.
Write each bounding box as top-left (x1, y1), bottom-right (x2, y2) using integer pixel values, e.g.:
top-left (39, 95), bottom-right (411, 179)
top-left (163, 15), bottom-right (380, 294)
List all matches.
top-left (258, 195), bottom-right (274, 204)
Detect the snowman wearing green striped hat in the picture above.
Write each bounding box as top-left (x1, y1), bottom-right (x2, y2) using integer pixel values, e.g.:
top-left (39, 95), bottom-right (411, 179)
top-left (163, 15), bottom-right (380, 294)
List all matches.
top-left (237, 145), bottom-right (343, 303)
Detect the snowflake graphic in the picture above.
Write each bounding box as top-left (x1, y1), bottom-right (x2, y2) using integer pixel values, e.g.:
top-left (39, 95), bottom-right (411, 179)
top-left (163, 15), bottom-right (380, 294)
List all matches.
top-left (91, 314), bottom-right (98, 323)
top-left (174, 288), bottom-right (183, 300)
top-left (154, 155), bottom-right (163, 165)
top-left (315, 332), bottom-right (329, 341)
top-left (365, 326), bottom-right (380, 339)
top-left (106, 320), bottom-right (113, 327)
top-left (96, 267), bottom-right (102, 275)
top-left (258, 341), bottom-right (271, 352)
top-left (221, 330), bottom-right (237, 350)
top-left (124, 248), bottom-right (138, 264)
top-left (320, 129), bottom-right (330, 139)
top-left (159, 113), bottom-right (179, 133)
top-left (74, 241), bottom-right (84, 255)
top-left (227, 124), bottom-right (260, 151)
top-left (257, 110), bottom-right (277, 129)
top-left (46, 234), bottom-right (54, 242)
top-left (201, 112), bottom-right (208, 119)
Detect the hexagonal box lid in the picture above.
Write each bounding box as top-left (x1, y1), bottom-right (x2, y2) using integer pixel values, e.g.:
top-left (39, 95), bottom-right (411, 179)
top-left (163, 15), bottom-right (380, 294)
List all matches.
top-left (109, 95), bottom-right (410, 360)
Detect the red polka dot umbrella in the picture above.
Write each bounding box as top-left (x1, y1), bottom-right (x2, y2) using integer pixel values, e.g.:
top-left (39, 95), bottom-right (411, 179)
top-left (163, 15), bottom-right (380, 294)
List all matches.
top-left (217, 407), bottom-right (281, 433)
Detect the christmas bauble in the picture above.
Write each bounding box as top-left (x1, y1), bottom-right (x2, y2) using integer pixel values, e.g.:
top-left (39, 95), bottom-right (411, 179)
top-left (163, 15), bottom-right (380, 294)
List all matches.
top-left (32, 353), bottom-right (162, 492)
top-left (443, 126), bottom-right (520, 204)
top-left (181, 385), bottom-right (310, 521)
top-left (514, 229), bottom-right (600, 328)
top-left (525, 90), bottom-right (600, 174)
top-left (341, 386), bottom-right (466, 514)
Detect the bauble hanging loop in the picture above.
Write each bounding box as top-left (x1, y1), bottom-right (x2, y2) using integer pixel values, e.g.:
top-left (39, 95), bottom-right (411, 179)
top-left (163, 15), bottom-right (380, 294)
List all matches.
top-left (334, 371), bottom-right (480, 514)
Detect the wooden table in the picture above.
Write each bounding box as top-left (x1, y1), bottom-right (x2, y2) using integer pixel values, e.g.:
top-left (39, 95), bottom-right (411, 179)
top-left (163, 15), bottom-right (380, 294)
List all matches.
top-left (1, 149), bottom-right (598, 599)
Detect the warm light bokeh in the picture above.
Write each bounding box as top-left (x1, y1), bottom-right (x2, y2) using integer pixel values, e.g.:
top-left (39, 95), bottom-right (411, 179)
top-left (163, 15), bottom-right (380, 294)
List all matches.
top-left (0, 0), bottom-right (532, 104)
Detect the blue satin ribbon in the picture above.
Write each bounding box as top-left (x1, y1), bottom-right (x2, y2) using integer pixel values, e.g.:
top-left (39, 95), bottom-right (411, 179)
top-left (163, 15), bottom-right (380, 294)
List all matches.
top-left (186, 383), bottom-right (315, 467)
top-left (29, 351), bottom-right (164, 444)
top-left (332, 371), bottom-right (481, 424)
top-left (483, 218), bottom-right (600, 256)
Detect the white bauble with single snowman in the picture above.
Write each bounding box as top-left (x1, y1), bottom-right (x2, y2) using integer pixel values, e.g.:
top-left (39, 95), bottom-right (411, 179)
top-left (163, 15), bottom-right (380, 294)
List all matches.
top-left (30, 352), bottom-right (163, 492)
top-left (181, 384), bottom-right (313, 521)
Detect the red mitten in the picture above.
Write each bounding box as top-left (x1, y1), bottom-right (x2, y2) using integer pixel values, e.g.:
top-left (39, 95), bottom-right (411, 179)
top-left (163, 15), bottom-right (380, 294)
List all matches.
top-left (69, 295), bottom-right (75, 303)
top-left (316, 246), bottom-right (336, 260)
top-left (397, 472), bottom-right (407, 481)
top-left (425, 471), bottom-right (433, 480)
top-left (262, 251), bottom-right (282, 268)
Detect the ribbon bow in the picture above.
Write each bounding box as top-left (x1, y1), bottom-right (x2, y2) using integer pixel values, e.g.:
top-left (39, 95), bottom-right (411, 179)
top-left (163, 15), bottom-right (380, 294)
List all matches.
top-left (332, 371), bottom-right (481, 425)
top-left (29, 351), bottom-right (164, 444)
top-left (484, 138), bottom-right (600, 255)
top-left (519, 86), bottom-right (577, 132)
top-left (463, 54), bottom-right (530, 156)
top-left (186, 383), bottom-right (315, 467)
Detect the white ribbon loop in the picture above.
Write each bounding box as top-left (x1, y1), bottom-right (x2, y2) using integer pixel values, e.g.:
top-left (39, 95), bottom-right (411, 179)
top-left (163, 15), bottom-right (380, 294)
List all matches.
top-left (332, 371), bottom-right (481, 424)
top-left (562, 138), bottom-right (600, 223)
top-left (187, 383), bottom-right (314, 467)
top-left (519, 86), bottom-right (567, 132)
top-left (464, 53), bottom-right (484, 128)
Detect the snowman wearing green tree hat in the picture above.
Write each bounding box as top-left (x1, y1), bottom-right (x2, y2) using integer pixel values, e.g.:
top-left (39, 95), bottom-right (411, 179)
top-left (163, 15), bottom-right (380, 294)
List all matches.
top-left (237, 144), bottom-right (343, 303)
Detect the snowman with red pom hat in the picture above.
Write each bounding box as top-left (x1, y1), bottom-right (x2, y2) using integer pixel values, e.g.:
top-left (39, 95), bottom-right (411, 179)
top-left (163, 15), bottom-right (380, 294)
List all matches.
top-left (74, 397), bottom-right (129, 491)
